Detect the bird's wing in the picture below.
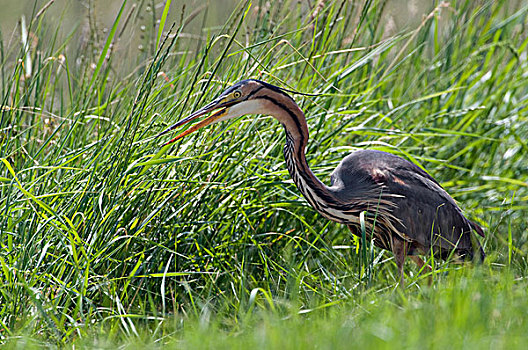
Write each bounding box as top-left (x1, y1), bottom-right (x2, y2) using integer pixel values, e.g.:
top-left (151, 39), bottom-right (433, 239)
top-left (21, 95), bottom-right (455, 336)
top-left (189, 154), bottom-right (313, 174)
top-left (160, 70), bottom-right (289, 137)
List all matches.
top-left (330, 150), bottom-right (483, 258)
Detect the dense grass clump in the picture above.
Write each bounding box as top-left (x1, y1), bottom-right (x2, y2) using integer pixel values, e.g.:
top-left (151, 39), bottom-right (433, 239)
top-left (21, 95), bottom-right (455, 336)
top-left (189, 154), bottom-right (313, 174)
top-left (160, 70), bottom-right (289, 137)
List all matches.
top-left (1, 0), bottom-right (527, 347)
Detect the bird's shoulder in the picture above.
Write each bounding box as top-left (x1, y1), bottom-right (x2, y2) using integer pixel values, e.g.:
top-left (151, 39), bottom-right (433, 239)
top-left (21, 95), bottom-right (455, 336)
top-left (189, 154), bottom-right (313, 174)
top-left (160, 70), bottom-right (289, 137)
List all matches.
top-left (330, 149), bottom-right (452, 204)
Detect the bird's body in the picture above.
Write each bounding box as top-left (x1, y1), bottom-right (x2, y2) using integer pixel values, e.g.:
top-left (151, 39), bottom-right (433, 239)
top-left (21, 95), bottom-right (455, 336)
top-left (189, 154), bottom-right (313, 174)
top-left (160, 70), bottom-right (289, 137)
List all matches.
top-left (156, 79), bottom-right (485, 286)
top-left (328, 150), bottom-right (484, 258)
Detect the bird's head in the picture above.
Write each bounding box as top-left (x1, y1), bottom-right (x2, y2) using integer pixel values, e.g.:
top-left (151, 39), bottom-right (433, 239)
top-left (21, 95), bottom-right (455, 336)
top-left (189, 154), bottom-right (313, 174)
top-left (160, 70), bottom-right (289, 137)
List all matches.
top-left (156, 79), bottom-right (304, 146)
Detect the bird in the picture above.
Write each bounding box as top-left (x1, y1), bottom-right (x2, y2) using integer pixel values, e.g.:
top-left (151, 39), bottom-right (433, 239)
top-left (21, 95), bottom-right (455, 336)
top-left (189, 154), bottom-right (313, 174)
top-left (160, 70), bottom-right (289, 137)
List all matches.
top-left (155, 79), bottom-right (485, 287)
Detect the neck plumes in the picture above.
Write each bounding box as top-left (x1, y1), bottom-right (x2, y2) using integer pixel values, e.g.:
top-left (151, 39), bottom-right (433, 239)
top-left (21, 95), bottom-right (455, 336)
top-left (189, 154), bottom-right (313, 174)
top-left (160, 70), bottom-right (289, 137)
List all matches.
top-left (264, 92), bottom-right (341, 222)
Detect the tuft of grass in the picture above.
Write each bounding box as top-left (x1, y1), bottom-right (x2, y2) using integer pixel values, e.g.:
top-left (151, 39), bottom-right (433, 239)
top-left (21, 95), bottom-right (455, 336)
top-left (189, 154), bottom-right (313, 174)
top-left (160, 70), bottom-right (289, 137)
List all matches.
top-left (0, 0), bottom-right (527, 346)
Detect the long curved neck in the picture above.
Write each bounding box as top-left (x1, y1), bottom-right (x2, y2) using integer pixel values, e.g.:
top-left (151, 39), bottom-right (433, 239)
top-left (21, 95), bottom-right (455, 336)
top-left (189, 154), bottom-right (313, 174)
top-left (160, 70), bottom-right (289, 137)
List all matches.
top-left (266, 95), bottom-right (340, 216)
top-left (283, 126), bottom-right (339, 216)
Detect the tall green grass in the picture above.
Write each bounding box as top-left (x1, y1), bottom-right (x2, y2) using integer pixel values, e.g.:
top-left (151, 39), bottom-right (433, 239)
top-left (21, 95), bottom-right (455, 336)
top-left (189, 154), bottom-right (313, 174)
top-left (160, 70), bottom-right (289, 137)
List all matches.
top-left (1, 0), bottom-right (527, 347)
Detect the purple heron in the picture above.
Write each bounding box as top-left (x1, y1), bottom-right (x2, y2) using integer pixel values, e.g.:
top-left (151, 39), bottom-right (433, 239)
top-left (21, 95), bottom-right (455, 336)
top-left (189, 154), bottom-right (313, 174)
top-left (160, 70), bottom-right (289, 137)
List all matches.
top-left (156, 79), bottom-right (485, 286)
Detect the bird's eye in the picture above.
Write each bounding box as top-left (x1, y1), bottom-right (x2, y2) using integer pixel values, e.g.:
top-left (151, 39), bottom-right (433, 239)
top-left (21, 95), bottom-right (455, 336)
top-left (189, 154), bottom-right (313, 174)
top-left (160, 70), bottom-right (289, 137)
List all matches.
top-left (233, 90), bottom-right (242, 99)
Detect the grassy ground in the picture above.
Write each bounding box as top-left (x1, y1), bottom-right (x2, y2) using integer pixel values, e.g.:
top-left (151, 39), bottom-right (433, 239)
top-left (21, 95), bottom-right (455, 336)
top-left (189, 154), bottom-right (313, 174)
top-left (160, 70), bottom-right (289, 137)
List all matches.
top-left (1, 0), bottom-right (527, 347)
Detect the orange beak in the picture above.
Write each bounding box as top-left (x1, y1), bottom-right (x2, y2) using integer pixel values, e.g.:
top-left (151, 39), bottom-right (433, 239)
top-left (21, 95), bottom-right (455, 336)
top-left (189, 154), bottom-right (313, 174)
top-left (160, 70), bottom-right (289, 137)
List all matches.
top-left (156, 101), bottom-right (228, 146)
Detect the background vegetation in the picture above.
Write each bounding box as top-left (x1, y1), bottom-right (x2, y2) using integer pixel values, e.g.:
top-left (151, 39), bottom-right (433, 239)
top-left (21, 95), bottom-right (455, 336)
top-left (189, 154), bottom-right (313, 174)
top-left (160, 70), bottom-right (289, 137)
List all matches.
top-left (1, 0), bottom-right (527, 347)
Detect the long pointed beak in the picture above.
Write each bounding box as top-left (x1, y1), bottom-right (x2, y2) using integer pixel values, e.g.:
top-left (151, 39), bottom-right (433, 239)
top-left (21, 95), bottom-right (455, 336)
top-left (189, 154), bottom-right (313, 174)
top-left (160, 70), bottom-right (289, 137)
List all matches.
top-left (156, 101), bottom-right (228, 146)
